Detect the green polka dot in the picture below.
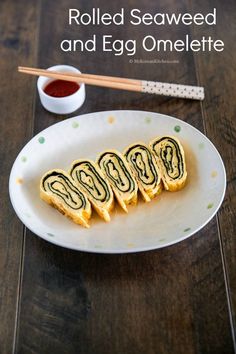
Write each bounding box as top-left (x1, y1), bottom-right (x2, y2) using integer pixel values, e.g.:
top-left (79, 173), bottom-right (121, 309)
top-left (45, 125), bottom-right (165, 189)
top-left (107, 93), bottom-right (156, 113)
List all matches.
top-left (21, 156), bottom-right (27, 162)
top-left (198, 142), bottom-right (204, 149)
top-left (207, 203), bottom-right (214, 209)
top-left (72, 121), bottom-right (79, 128)
top-left (159, 238), bottom-right (166, 242)
top-left (47, 232), bottom-right (54, 237)
top-left (174, 125), bottom-right (181, 133)
top-left (24, 212), bottom-right (31, 218)
top-left (38, 136), bottom-right (45, 144)
top-left (94, 245), bottom-right (102, 248)
top-left (184, 227), bottom-right (191, 232)
top-left (145, 117), bottom-right (152, 124)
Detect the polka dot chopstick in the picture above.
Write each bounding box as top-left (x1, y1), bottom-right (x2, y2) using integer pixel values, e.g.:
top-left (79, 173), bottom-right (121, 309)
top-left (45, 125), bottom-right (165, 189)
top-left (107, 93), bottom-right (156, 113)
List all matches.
top-left (18, 66), bottom-right (204, 101)
top-left (142, 81), bottom-right (204, 100)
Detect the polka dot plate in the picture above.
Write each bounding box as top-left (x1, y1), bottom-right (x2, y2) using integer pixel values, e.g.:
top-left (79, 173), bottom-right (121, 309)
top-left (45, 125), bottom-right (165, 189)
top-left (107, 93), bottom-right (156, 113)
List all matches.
top-left (9, 110), bottom-right (226, 253)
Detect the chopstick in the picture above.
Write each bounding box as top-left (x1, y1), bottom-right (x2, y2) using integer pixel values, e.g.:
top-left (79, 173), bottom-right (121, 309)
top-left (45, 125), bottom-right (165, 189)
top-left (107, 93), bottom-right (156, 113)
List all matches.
top-left (19, 66), bottom-right (140, 92)
top-left (18, 66), bottom-right (204, 100)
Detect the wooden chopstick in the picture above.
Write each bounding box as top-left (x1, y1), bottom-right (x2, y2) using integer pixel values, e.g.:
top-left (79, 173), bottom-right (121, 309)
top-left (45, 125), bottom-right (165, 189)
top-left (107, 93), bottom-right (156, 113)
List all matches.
top-left (18, 66), bottom-right (204, 100)
top-left (19, 66), bottom-right (140, 85)
top-left (18, 66), bottom-right (141, 92)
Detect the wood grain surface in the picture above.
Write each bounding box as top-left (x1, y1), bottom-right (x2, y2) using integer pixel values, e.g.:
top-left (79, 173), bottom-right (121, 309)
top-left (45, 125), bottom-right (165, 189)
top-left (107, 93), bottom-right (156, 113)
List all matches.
top-left (190, 0), bottom-right (236, 340)
top-left (0, 0), bottom-right (235, 353)
top-left (0, 0), bottom-right (39, 353)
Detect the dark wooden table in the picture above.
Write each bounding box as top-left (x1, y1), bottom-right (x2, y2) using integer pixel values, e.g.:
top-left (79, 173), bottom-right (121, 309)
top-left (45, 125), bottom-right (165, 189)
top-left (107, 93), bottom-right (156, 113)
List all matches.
top-left (1, 0), bottom-right (236, 353)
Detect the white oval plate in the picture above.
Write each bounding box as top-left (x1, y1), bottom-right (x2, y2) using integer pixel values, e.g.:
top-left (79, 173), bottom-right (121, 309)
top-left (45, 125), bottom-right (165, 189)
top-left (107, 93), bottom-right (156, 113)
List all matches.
top-left (9, 110), bottom-right (226, 253)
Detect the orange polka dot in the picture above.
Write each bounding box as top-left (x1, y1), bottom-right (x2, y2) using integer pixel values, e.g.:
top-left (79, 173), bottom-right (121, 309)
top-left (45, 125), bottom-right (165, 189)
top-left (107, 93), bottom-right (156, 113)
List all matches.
top-left (211, 171), bottom-right (217, 178)
top-left (108, 116), bottom-right (115, 124)
top-left (127, 243), bottom-right (135, 248)
top-left (16, 178), bottom-right (23, 185)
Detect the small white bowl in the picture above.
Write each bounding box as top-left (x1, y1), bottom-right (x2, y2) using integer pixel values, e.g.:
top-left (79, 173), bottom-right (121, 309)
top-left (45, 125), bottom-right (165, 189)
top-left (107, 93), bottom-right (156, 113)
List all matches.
top-left (37, 65), bottom-right (86, 115)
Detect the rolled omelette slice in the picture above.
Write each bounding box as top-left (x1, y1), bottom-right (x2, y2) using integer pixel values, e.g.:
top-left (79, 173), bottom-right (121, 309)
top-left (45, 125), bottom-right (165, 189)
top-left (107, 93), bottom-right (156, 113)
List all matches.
top-left (69, 159), bottom-right (114, 222)
top-left (97, 150), bottom-right (138, 212)
top-left (124, 142), bottom-right (162, 202)
top-left (150, 136), bottom-right (187, 191)
top-left (40, 169), bottom-right (91, 228)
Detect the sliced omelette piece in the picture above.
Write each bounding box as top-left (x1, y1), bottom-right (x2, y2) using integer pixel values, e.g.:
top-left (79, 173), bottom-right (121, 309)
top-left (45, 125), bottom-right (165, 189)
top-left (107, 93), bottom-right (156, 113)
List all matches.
top-left (40, 169), bottom-right (91, 228)
top-left (150, 136), bottom-right (187, 191)
top-left (97, 149), bottom-right (138, 212)
top-left (70, 159), bottom-right (114, 222)
top-left (124, 142), bottom-right (162, 202)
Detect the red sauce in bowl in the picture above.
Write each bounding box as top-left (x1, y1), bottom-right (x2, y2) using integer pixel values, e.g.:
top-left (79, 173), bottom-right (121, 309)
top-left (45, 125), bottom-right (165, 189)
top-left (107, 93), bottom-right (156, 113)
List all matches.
top-left (44, 80), bottom-right (80, 97)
